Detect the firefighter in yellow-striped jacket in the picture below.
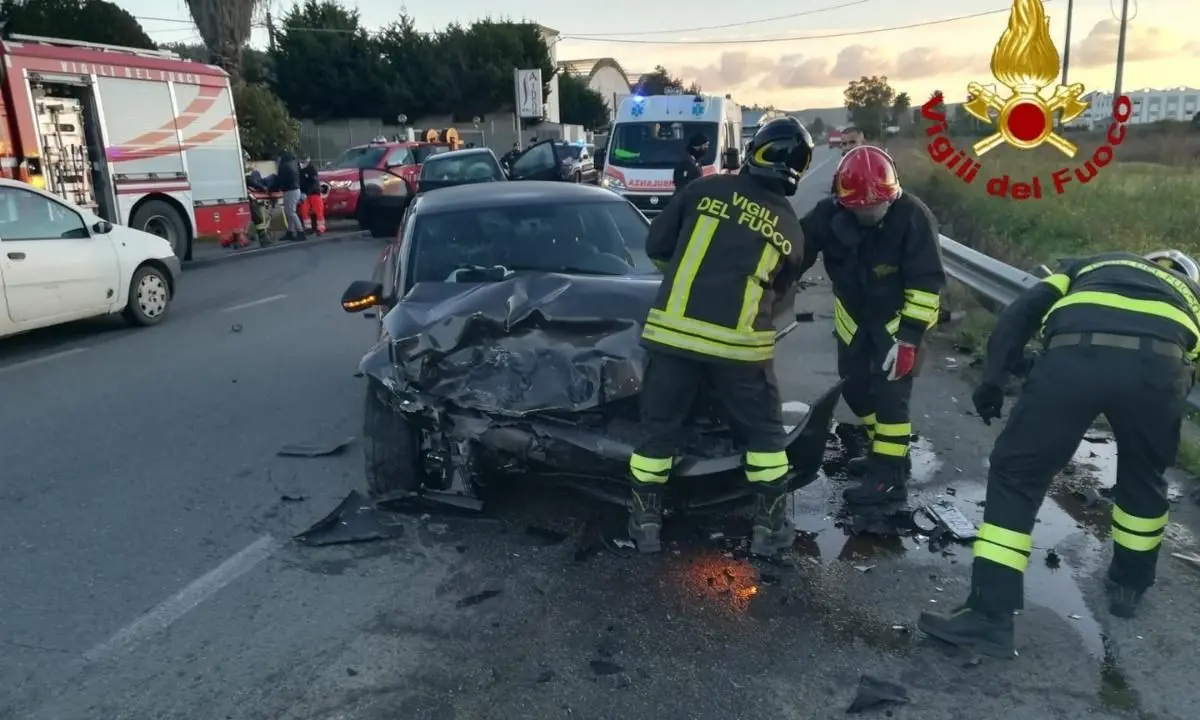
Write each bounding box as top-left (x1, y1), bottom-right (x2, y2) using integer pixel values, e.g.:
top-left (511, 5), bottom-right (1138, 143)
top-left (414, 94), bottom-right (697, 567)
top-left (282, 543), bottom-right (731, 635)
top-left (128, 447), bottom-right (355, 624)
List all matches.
top-left (628, 117), bottom-right (814, 558)
top-left (798, 145), bottom-right (946, 506)
top-left (920, 250), bottom-right (1200, 658)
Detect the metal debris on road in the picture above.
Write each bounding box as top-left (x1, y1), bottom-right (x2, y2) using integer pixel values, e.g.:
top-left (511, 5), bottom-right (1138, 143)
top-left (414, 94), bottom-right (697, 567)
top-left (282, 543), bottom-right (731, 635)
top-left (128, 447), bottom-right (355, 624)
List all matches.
top-left (456, 589), bottom-right (502, 608)
top-left (277, 436), bottom-right (356, 458)
top-left (293, 490), bottom-right (406, 546)
top-left (846, 674), bottom-right (910, 714)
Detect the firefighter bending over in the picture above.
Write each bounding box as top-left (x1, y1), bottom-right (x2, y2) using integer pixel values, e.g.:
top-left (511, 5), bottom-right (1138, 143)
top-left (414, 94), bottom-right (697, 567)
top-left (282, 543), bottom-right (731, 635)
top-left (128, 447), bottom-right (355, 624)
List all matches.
top-left (628, 117), bottom-right (814, 557)
top-left (920, 250), bottom-right (1200, 658)
top-left (798, 145), bottom-right (945, 506)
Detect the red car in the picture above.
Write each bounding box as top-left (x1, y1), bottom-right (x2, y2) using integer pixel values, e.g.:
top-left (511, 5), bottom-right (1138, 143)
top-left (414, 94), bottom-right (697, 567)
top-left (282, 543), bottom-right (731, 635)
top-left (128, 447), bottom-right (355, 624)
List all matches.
top-left (320, 139), bottom-right (451, 224)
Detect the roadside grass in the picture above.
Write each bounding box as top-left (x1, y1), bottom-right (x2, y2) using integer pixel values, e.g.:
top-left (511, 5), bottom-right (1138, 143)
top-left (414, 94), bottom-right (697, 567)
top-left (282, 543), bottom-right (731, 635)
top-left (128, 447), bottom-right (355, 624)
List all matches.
top-left (893, 130), bottom-right (1200, 476)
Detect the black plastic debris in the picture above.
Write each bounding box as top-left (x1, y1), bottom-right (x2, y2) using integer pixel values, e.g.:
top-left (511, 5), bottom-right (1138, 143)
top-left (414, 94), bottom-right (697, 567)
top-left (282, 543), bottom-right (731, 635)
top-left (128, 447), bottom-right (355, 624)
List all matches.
top-left (1045, 549), bottom-right (1062, 569)
top-left (278, 436), bottom-right (356, 458)
top-left (231, 324), bottom-right (243, 333)
top-left (280, 494), bottom-right (307, 503)
top-left (589, 660), bottom-right (623, 675)
top-left (846, 675), bottom-right (910, 714)
top-left (796, 311), bottom-right (815, 322)
top-left (456, 589), bottom-right (502, 608)
top-left (293, 491), bottom-right (406, 546)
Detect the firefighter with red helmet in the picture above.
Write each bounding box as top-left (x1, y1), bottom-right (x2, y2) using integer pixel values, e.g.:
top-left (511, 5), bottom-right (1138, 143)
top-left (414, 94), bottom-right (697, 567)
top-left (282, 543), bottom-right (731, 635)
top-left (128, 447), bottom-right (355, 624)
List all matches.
top-left (797, 145), bottom-right (945, 506)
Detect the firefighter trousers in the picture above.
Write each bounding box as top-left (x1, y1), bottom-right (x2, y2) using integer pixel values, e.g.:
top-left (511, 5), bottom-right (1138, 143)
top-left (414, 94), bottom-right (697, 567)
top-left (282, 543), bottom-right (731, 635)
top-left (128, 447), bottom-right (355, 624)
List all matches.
top-left (837, 337), bottom-right (916, 464)
top-left (629, 349), bottom-right (789, 486)
top-left (971, 339), bottom-right (1191, 614)
top-left (297, 193), bottom-right (326, 232)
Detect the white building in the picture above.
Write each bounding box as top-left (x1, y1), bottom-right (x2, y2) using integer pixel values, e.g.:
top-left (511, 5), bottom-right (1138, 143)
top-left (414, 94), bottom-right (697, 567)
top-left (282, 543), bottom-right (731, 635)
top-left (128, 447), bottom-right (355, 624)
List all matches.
top-left (535, 24), bottom-right (562, 124)
top-left (558, 57), bottom-right (633, 122)
top-left (1071, 86), bottom-right (1199, 128)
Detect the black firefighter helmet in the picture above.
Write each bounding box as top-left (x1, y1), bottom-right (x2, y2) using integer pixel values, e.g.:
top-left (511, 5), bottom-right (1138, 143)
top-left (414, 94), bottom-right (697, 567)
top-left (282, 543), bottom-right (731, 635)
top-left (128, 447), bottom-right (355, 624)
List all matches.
top-left (744, 117), bottom-right (814, 196)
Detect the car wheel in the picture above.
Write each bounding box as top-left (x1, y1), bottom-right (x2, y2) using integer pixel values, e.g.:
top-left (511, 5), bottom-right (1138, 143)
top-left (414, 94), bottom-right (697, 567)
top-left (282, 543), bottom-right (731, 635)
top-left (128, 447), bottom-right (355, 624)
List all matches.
top-left (363, 378), bottom-right (425, 497)
top-left (573, 171), bottom-right (582, 184)
top-left (131, 199), bottom-right (189, 259)
top-left (122, 264), bottom-right (171, 327)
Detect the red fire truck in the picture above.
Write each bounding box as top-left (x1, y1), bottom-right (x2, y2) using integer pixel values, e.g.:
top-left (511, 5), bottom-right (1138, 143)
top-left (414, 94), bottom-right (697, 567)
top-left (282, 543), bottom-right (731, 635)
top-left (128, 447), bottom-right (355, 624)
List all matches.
top-left (0, 33), bottom-right (250, 260)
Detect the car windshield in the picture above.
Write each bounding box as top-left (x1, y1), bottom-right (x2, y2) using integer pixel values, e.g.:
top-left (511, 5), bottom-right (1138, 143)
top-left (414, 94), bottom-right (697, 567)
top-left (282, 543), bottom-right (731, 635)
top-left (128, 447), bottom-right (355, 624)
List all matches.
top-left (558, 144), bottom-right (583, 159)
top-left (414, 145), bottom-right (449, 163)
top-left (608, 121), bottom-right (718, 169)
top-left (419, 154), bottom-right (503, 185)
top-left (329, 146), bottom-right (388, 169)
top-left (407, 201), bottom-right (657, 285)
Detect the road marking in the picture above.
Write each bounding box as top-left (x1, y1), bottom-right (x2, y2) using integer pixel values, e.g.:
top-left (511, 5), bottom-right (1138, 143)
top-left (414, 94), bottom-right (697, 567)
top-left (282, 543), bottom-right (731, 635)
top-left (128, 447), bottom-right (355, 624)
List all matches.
top-left (800, 155), bottom-right (837, 184)
top-left (221, 294), bottom-right (288, 313)
top-left (0, 347), bottom-right (88, 375)
top-left (82, 535), bottom-right (278, 663)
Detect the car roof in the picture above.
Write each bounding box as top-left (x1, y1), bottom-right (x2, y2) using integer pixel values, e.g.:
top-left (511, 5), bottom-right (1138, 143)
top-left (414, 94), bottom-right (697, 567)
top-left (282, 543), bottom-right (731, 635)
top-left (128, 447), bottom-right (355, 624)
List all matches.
top-left (413, 181), bottom-right (627, 214)
top-left (423, 147), bottom-right (498, 161)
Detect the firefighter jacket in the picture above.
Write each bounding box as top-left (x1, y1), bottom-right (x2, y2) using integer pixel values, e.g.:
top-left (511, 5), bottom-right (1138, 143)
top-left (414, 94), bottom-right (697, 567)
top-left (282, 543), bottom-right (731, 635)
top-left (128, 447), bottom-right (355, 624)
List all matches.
top-left (981, 251), bottom-right (1200, 387)
top-left (798, 193), bottom-right (945, 349)
top-left (643, 173), bottom-right (805, 364)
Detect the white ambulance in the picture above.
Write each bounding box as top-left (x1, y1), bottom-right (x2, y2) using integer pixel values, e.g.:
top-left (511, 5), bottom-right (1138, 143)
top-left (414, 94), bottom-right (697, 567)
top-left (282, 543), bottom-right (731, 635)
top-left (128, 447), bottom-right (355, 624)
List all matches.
top-left (599, 92), bottom-right (743, 217)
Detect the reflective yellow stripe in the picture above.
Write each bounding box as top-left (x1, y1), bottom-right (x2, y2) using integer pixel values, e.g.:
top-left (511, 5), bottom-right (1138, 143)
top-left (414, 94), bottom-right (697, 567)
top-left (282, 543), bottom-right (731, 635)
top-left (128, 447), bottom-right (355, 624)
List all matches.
top-left (974, 540), bottom-right (1030, 572)
top-left (1112, 505), bottom-right (1168, 533)
top-left (834, 297), bottom-right (858, 344)
top-left (1043, 273), bottom-right (1070, 294)
top-left (646, 309), bottom-right (773, 348)
top-left (1046, 291), bottom-right (1200, 358)
top-left (1076, 259), bottom-right (1200, 320)
top-left (978, 522), bottom-right (1033, 552)
top-left (642, 323), bottom-right (774, 362)
top-left (872, 439), bottom-right (908, 457)
top-left (666, 215), bottom-right (720, 315)
top-left (886, 315), bottom-right (900, 335)
top-left (859, 413), bottom-right (877, 427)
top-left (901, 289), bottom-right (940, 327)
top-left (875, 421), bottom-right (910, 437)
top-left (974, 522), bottom-right (1033, 572)
top-left (1112, 527), bottom-right (1164, 552)
top-left (739, 244), bottom-right (781, 331)
top-left (745, 450), bottom-right (789, 482)
top-left (630, 453), bottom-right (672, 484)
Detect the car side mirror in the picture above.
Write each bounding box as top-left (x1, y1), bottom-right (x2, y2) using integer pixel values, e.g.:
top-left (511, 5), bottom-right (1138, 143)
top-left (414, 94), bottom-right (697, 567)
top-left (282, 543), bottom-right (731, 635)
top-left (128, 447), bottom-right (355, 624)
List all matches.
top-left (721, 148), bottom-right (740, 171)
top-left (92, 219), bottom-right (113, 234)
top-left (341, 280), bottom-right (387, 313)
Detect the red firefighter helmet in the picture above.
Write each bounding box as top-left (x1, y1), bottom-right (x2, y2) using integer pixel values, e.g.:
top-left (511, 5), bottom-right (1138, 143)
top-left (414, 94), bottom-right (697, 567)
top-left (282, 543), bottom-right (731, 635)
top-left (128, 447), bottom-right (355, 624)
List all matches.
top-left (833, 145), bottom-right (901, 209)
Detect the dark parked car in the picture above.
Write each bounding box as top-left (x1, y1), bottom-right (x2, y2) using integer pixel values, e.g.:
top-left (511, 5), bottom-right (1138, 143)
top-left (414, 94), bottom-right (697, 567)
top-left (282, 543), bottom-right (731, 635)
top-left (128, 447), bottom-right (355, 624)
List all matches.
top-left (416, 147), bottom-right (506, 194)
top-left (340, 181), bottom-right (838, 512)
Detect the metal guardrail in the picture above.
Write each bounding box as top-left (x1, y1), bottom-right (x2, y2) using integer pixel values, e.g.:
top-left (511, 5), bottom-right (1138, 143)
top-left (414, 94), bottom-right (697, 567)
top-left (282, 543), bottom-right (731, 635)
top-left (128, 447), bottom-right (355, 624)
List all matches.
top-left (937, 234), bottom-right (1200, 412)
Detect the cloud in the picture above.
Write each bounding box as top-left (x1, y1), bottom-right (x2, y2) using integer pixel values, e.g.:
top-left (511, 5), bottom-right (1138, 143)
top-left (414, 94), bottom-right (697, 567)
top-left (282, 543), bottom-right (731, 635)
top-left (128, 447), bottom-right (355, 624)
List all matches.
top-left (679, 52), bottom-right (775, 91)
top-left (1072, 20), bottom-right (1194, 68)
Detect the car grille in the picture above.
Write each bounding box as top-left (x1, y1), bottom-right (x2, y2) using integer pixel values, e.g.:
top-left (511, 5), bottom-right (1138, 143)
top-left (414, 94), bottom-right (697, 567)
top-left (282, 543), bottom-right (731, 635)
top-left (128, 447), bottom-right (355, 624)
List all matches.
top-left (627, 193), bottom-right (671, 215)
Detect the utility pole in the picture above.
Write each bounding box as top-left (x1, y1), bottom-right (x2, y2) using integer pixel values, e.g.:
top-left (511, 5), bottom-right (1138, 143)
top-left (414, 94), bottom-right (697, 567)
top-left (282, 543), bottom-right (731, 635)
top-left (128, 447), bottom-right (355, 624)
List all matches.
top-left (1060, 0), bottom-right (1074, 85)
top-left (1113, 0), bottom-right (1130, 99)
top-left (266, 10), bottom-right (277, 52)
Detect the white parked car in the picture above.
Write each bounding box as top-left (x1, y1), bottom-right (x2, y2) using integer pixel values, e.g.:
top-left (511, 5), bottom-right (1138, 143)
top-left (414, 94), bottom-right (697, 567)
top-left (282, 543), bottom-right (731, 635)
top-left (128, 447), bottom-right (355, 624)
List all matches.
top-left (0, 178), bottom-right (181, 339)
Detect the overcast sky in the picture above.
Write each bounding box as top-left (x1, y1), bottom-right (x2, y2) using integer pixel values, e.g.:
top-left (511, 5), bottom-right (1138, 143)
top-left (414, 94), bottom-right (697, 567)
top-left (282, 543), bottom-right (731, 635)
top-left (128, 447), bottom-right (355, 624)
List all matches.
top-left (125, 0), bottom-right (1197, 110)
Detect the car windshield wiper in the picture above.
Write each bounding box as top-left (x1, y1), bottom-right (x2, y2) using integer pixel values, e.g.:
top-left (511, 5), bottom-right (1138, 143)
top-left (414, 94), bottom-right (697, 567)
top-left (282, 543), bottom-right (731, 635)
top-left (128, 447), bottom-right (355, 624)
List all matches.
top-left (507, 264), bottom-right (626, 276)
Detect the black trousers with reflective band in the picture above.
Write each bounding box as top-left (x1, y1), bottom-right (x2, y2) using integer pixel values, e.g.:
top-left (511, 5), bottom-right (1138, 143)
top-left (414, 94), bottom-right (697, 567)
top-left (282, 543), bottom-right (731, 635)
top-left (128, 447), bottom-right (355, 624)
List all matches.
top-left (632, 349), bottom-right (786, 483)
top-left (836, 337), bottom-right (918, 462)
top-left (972, 342), bottom-right (1190, 614)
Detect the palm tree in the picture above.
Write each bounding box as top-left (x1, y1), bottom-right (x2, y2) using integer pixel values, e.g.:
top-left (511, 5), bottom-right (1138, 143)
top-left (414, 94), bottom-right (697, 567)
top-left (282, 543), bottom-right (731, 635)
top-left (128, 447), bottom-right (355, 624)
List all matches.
top-left (184, 0), bottom-right (266, 81)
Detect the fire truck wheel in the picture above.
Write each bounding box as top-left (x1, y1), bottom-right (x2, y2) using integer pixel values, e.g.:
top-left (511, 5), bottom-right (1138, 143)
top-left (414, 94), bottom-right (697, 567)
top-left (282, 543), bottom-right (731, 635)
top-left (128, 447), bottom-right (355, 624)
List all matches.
top-left (131, 200), bottom-right (189, 259)
top-left (123, 264), bottom-right (172, 327)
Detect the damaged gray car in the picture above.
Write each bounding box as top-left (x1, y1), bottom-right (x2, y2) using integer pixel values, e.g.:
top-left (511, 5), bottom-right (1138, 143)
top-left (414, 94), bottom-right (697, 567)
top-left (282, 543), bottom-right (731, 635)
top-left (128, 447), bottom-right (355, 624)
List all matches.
top-left (341, 177), bottom-right (842, 512)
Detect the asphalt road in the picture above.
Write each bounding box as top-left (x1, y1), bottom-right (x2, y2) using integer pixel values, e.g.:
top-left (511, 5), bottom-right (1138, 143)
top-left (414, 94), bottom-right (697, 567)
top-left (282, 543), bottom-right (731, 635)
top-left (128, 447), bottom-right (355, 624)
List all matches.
top-left (3, 149), bottom-right (1199, 720)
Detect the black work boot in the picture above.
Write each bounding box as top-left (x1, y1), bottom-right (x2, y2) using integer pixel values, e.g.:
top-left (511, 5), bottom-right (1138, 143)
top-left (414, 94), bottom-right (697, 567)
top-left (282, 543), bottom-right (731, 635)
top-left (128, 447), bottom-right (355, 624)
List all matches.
top-left (1105, 574), bottom-right (1146, 619)
top-left (839, 423), bottom-right (872, 459)
top-left (627, 482), bottom-right (664, 553)
top-left (750, 480), bottom-right (796, 557)
top-left (846, 453), bottom-right (911, 477)
top-left (918, 600), bottom-right (1016, 659)
top-left (842, 457), bottom-right (908, 505)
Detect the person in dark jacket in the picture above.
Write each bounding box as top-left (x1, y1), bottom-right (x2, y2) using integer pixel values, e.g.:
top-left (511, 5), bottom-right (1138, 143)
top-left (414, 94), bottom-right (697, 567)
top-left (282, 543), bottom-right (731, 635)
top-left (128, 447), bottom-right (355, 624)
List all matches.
top-left (799, 145), bottom-right (945, 506)
top-left (628, 117), bottom-right (814, 558)
top-left (672, 133), bottom-right (709, 192)
top-left (240, 153), bottom-right (272, 247)
top-left (274, 151), bottom-right (304, 241)
top-left (296, 155), bottom-right (326, 235)
top-left (919, 250), bottom-right (1200, 658)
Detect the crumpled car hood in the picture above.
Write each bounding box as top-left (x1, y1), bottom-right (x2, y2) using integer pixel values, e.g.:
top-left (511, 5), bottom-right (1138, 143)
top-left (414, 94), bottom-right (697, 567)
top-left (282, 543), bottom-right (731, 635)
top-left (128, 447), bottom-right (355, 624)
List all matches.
top-left (379, 272), bottom-right (661, 415)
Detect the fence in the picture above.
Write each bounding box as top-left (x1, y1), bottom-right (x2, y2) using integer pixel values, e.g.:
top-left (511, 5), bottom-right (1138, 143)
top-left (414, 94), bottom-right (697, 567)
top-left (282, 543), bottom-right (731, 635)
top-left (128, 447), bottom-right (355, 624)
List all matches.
top-left (938, 235), bottom-right (1200, 411)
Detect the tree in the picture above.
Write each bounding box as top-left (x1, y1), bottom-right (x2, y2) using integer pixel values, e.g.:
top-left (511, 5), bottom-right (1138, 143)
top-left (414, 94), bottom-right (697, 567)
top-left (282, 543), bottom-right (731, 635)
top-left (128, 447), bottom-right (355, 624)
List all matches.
top-left (557, 72), bottom-right (609, 130)
top-left (892, 92), bottom-right (911, 125)
top-left (184, 0), bottom-right (265, 81)
top-left (162, 42), bottom-right (273, 84)
top-left (633, 65), bottom-right (700, 96)
top-left (843, 75), bottom-right (895, 139)
top-left (0, 0), bottom-right (155, 49)
top-left (233, 83), bottom-right (299, 158)
top-left (808, 117), bottom-right (826, 136)
top-left (431, 21), bottom-right (555, 121)
top-left (271, 0), bottom-right (392, 121)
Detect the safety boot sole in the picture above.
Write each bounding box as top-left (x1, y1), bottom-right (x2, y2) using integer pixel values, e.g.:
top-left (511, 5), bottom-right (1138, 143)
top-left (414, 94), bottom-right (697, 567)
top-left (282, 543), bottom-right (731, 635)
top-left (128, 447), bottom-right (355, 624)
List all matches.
top-left (627, 518), bottom-right (662, 554)
top-left (917, 611), bottom-right (1015, 659)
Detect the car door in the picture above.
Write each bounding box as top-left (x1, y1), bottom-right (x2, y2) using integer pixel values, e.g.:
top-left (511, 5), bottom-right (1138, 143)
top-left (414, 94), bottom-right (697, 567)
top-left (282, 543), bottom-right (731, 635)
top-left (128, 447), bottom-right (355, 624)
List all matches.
top-left (357, 165), bottom-right (410, 239)
top-left (0, 184), bottom-right (119, 326)
top-left (508, 141), bottom-right (564, 182)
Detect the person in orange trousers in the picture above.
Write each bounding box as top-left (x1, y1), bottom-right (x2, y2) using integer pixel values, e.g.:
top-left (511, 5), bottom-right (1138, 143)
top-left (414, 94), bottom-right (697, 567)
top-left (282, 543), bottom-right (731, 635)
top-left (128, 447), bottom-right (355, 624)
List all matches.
top-left (297, 155), bottom-right (326, 234)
